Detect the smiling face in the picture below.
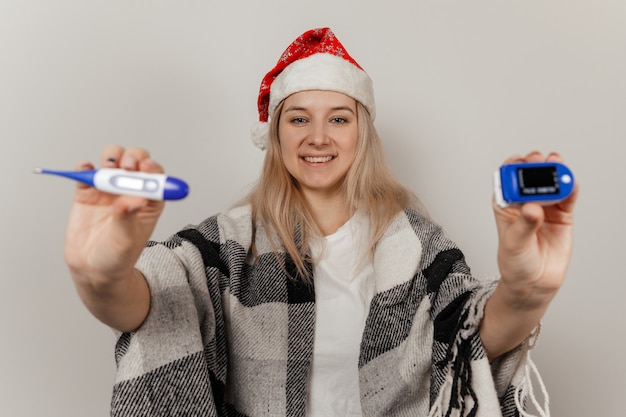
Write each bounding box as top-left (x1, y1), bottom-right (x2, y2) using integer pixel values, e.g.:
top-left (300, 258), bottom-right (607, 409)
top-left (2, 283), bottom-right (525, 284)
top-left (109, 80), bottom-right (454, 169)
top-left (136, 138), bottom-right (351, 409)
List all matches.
top-left (278, 90), bottom-right (359, 202)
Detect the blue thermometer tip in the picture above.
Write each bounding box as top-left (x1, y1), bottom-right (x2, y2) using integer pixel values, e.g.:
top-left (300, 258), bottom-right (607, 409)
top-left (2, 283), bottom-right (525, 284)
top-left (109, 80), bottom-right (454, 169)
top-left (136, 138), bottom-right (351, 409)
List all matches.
top-left (34, 168), bottom-right (99, 185)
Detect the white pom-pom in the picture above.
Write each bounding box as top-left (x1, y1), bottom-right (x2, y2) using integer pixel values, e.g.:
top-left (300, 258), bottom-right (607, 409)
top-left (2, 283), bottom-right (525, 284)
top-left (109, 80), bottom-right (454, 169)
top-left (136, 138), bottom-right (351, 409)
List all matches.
top-left (250, 121), bottom-right (269, 150)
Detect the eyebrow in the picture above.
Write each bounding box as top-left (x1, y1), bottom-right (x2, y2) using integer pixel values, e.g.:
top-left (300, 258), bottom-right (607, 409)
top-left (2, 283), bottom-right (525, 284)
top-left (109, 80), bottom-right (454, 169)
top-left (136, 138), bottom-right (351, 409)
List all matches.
top-left (283, 105), bottom-right (356, 114)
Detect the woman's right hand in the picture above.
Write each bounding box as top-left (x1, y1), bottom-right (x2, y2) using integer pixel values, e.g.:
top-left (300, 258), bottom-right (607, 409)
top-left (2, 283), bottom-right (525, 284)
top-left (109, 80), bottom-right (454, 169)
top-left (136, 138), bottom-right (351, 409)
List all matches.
top-left (64, 145), bottom-right (165, 331)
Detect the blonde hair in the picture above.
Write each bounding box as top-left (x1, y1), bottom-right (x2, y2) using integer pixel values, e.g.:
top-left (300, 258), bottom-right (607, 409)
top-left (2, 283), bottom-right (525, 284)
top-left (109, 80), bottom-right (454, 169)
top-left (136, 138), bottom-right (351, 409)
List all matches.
top-left (241, 100), bottom-right (425, 280)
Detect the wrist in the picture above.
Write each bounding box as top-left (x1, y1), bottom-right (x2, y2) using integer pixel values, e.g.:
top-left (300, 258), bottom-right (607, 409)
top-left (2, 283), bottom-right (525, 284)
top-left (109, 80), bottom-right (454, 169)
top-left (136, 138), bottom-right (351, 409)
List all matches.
top-left (69, 265), bottom-right (138, 295)
top-left (494, 277), bottom-right (558, 311)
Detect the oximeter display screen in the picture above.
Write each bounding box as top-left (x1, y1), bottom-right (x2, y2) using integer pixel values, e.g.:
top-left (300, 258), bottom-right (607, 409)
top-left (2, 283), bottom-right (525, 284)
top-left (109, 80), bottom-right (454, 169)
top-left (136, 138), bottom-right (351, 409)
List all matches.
top-left (517, 166), bottom-right (559, 195)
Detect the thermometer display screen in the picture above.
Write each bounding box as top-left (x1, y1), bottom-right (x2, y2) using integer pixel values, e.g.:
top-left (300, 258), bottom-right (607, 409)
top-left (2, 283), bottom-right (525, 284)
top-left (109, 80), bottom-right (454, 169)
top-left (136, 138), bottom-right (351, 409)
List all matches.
top-left (112, 176), bottom-right (145, 191)
top-left (517, 166), bottom-right (559, 196)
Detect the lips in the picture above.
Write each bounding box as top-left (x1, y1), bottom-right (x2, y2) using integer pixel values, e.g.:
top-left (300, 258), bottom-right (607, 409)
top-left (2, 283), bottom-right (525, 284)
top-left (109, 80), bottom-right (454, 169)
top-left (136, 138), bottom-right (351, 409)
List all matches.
top-left (303, 155), bottom-right (334, 163)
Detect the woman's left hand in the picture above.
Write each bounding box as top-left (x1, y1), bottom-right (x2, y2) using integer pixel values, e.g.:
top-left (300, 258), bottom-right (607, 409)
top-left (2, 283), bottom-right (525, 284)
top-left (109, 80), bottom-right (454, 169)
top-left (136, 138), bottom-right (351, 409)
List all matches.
top-left (481, 151), bottom-right (579, 359)
top-left (494, 151), bottom-right (579, 307)
top-left (481, 150), bottom-right (579, 359)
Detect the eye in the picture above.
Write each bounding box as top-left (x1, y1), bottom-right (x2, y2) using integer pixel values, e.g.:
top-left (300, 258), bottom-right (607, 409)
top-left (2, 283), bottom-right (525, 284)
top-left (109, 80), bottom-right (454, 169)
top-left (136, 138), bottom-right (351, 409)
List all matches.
top-left (330, 117), bottom-right (348, 124)
top-left (290, 117), bottom-right (308, 124)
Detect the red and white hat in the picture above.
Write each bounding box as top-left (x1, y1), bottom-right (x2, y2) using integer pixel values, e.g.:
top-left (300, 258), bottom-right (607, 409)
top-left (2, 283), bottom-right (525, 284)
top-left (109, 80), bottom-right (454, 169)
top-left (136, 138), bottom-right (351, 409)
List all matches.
top-left (251, 27), bottom-right (375, 149)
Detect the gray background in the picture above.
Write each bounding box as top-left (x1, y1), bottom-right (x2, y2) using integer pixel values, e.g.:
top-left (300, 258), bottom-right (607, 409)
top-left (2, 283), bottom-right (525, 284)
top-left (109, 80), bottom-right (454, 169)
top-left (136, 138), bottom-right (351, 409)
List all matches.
top-left (2, 1), bottom-right (624, 416)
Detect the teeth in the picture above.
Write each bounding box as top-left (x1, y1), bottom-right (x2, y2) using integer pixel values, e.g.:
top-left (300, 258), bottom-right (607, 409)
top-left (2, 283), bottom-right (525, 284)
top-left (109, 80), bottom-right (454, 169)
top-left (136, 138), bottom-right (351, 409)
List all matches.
top-left (304, 156), bottom-right (333, 163)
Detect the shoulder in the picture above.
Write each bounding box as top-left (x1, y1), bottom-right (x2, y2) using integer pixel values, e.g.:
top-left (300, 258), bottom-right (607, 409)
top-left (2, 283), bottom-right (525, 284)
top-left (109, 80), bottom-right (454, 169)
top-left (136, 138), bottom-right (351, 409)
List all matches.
top-left (382, 208), bottom-right (446, 242)
top-left (191, 205), bottom-right (253, 247)
top-left (221, 204), bottom-right (252, 223)
top-left (380, 207), bottom-right (462, 261)
top-left (217, 205), bottom-right (253, 234)
top-left (147, 205), bottom-right (252, 250)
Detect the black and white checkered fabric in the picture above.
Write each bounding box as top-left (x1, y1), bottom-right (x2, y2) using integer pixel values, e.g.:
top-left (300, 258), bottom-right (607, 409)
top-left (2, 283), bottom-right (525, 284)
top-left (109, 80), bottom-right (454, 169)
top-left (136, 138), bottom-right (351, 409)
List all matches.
top-left (111, 206), bottom-right (535, 417)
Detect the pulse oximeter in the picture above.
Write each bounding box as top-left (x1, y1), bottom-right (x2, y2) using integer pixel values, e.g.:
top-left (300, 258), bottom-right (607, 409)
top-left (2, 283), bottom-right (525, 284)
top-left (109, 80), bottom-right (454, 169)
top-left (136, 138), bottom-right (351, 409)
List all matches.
top-left (494, 162), bottom-right (574, 208)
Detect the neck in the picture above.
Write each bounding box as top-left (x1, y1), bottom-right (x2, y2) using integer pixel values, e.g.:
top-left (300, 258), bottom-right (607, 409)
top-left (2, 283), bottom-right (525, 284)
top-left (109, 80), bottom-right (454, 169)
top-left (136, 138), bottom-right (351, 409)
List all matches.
top-left (303, 190), bottom-right (351, 236)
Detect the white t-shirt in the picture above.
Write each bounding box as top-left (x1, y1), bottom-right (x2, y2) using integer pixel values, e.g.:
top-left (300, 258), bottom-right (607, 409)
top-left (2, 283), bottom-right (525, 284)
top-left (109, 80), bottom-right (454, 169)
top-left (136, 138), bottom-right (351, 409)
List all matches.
top-left (306, 214), bottom-right (375, 417)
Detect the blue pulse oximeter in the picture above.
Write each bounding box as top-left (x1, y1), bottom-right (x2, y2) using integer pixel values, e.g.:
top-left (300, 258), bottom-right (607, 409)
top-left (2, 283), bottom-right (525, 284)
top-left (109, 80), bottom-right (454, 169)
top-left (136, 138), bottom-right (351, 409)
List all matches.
top-left (494, 162), bottom-right (574, 208)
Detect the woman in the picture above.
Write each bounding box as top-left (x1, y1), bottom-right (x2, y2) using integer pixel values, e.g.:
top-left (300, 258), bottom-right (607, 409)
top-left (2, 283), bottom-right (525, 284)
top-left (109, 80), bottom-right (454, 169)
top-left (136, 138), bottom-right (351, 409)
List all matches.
top-left (65, 28), bottom-right (577, 416)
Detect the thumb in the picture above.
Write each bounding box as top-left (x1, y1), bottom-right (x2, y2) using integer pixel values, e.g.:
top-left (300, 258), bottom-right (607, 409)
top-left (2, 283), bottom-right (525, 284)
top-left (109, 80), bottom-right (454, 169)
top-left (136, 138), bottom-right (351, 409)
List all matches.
top-left (107, 197), bottom-right (159, 258)
top-left (110, 196), bottom-right (160, 239)
top-left (509, 203), bottom-right (544, 246)
top-left (111, 196), bottom-right (151, 218)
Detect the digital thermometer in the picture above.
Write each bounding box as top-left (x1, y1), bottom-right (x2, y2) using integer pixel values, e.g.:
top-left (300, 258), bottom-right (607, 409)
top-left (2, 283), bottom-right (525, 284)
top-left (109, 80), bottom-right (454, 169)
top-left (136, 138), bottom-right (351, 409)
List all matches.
top-left (34, 168), bottom-right (189, 200)
top-left (494, 162), bottom-right (574, 208)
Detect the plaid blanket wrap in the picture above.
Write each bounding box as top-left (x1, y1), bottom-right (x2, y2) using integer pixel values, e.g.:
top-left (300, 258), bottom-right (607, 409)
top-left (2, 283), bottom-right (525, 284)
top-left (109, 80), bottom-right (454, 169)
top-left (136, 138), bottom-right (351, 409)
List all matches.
top-left (111, 206), bottom-right (539, 416)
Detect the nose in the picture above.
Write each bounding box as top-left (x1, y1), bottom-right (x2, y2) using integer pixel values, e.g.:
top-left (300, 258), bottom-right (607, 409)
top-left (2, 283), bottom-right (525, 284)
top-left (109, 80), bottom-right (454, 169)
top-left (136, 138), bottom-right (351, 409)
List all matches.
top-left (308, 121), bottom-right (330, 147)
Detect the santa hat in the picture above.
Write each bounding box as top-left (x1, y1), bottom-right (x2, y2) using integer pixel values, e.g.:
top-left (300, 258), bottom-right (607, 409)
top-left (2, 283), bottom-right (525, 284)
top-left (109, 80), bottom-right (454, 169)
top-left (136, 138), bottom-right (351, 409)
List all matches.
top-left (251, 27), bottom-right (375, 150)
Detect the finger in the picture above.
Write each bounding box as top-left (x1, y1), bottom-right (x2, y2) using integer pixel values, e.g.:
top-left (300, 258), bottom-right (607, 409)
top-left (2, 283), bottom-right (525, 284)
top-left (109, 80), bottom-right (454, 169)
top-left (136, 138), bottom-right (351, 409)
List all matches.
top-left (502, 152), bottom-right (545, 165)
top-left (74, 160), bottom-right (94, 171)
top-left (521, 202), bottom-right (544, 225)
top-left (555, 182), bottom-right (580, 214)
top-left (502, 154), bottom-right (524, 165)
top-left (101, 144), bottom-right (125, 168)
top-left (112, 195), bottom-right (151, 216)
top-left (503, 151), bottom-right (557, 165)
top-left (506, 203), bottom-right (544, 246)
top-left (120, 147), bottom-right (151, 171)
top-left (73, 161), bottom-right (95, 190)
top-left (139, 158), bottom-right (165, 174)
top-left (523, 150), bottom-right (544, 163)
top-left (545, 152), bottom-right (563, 163)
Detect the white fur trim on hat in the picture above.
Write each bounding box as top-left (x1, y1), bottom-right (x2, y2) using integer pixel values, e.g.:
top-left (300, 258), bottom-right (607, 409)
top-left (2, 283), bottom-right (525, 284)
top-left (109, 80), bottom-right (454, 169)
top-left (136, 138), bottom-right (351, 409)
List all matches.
top-left (250, 121), bottom-right (270, 151)
top-left (268, 53), bottom-right (375, 123)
